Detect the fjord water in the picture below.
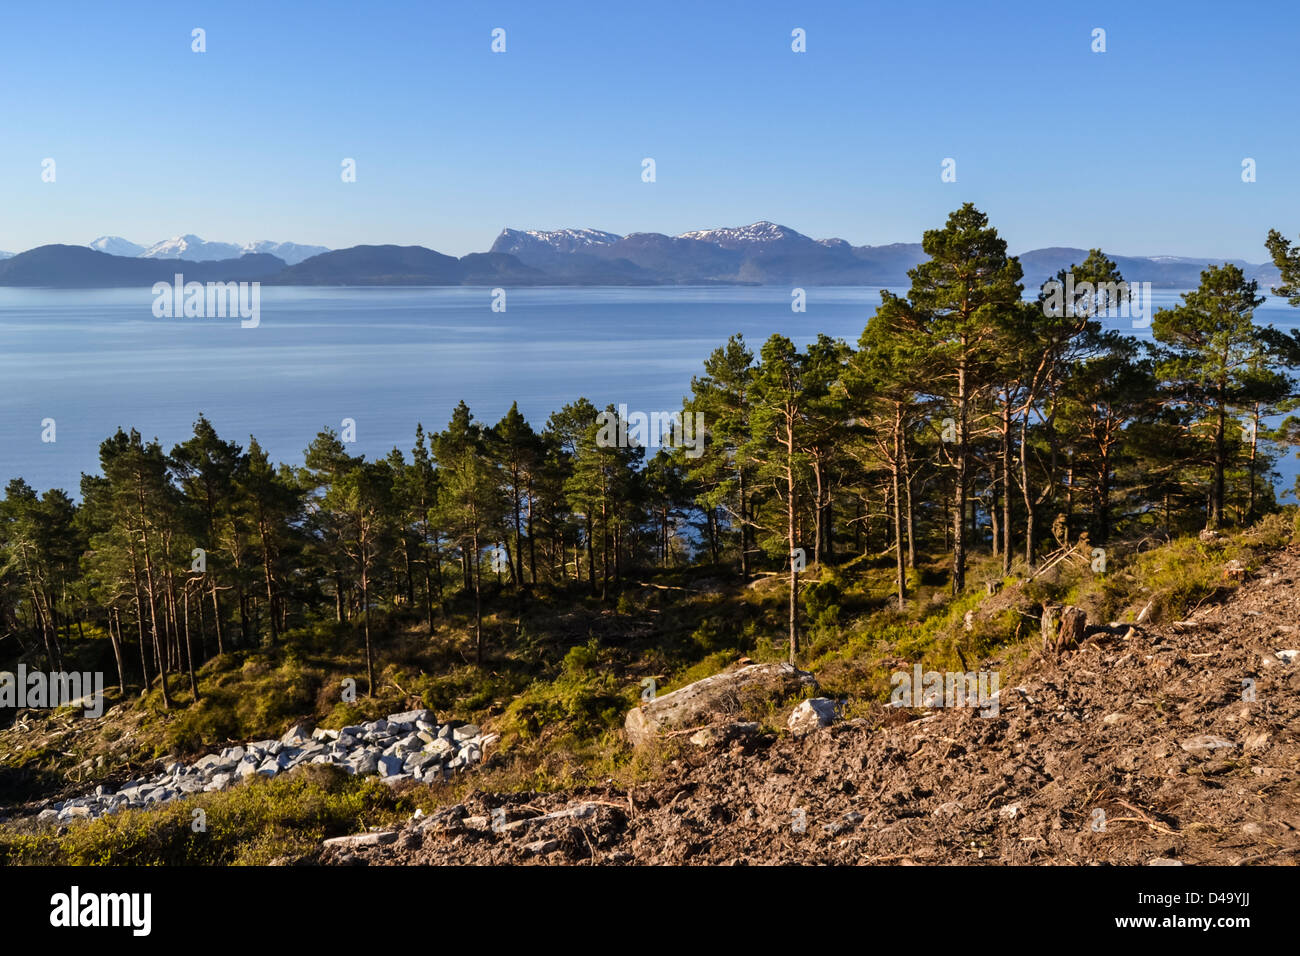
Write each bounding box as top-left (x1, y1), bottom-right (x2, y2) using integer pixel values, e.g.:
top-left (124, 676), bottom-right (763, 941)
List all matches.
top-left (1, 286), bottom-right (1297, 496)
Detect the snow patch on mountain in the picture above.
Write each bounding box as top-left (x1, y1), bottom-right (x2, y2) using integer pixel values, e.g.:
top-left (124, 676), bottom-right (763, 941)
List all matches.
top-left (676, 221), bottom-right (810, 247)
top-left (141, 235), bottom-right (243, 261)
top-left (496, 228), bottom-right (622, 252)
top-left (239, 241), bottom-right (331, 265)
top-left (88, 236), bottom-right (146, 257)
top-left (138, 235), bottom-right (328, 264)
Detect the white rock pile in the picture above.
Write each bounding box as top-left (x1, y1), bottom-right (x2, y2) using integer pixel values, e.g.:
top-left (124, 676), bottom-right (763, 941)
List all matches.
top-left (37, 710), bottom-right (497, 825)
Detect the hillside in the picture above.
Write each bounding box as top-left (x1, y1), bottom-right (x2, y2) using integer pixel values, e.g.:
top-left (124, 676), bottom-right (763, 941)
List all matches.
top-left (3, 521), bottom-right (1297, 866)
top-left (340, 541), bottom-right (1300, 865)
top-left (266, 245), bottom-right (546, 286)
top-left (322, 538), bottom-right (1300, 868)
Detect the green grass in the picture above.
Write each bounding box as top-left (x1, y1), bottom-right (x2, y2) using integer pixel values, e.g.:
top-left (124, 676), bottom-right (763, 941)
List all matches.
top-left (0, 764), bottom-right (422, 866)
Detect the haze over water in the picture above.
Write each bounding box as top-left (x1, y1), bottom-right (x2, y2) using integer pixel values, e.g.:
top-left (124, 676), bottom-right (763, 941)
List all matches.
top-left (2, 286), bottom-right (1297, 497)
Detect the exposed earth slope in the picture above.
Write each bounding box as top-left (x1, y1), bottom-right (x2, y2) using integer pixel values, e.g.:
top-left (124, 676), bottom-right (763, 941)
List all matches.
top-left (322, 549), bottom-right (1300, 865)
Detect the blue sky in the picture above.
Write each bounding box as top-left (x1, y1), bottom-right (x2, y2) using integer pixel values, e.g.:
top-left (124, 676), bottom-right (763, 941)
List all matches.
top-left (1, 0), bottom-right (1296, 259)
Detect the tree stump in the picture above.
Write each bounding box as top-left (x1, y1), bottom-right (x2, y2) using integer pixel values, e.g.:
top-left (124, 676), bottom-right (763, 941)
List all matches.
top-left (1041, 604), bottom-right (1088, 655)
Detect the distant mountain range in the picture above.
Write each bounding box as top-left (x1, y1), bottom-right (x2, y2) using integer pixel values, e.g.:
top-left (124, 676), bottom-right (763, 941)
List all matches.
top-left (488, 223), bottom-right (952, 286)
top-left (87, 235), bottom-right (330, 265)
top-left (0, 246), bottom-right (288, 288)
top-left (0, 223), bottom-right (1283, 290)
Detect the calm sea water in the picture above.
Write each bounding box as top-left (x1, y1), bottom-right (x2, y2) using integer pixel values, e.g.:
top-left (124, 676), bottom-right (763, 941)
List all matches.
top-left (1, 286), bottom-right (1297, 497)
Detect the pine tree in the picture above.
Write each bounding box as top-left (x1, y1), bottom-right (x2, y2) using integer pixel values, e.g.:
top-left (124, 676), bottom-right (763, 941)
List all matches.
top-left (873, 204), bottom-right (1024, 592)
top-left (1057, 330), bottom-right (1156, 543)
top-left (325, 459), bottom-right (396, 694)
top-left (852, 312), bottom-right (922, 608)
top-left (170, 416), bottom-right (242, 656)
top-left (299, 429), bottom-right (362, 624)
top-left (1152, 264), bottom-right (1267, 530)
top-left (747, 334), bottom-right (812, 663)
top-left (99, 429), bottom-right (174, 708)
top-left (434, 403), bottom-right (505, 665)
top-left (490, 402), bottom-right (543, 589)
top-left (238, 438), bottom-right (302, 645)
top-left (687, 335), bottom-right (756, 574)
top-left (548, 399), bottom-right (601, 593)
top-left (408, 424), bottom-right (444, 629)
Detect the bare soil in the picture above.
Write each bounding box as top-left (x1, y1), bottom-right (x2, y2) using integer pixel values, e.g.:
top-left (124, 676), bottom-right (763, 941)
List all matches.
top-left (320, 548), bottom-right (1300, 866)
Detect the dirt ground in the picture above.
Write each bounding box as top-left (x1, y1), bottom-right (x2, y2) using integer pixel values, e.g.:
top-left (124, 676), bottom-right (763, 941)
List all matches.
top-left (319, 548), bottom-right (1300, 866)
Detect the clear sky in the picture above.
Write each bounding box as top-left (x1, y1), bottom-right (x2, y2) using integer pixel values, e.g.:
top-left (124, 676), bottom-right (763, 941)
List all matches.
top-left (1, 0), bottom-right (1296, 260)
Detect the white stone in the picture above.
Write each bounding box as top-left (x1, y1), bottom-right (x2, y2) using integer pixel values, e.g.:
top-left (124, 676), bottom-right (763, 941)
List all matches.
top-left (281, 720), bottom-right (314, 744)
top-left (452, 724), bottom-right (480, 742)
top-left (787, 698), bottom-right (839, 735)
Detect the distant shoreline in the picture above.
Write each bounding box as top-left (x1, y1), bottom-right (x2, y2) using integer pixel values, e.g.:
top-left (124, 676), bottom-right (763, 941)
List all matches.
top-left (0, 239), bottom-right (1283, 292)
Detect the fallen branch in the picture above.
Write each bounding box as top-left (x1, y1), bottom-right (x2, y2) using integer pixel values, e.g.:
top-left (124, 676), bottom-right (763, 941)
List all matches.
top-left (1114, 798), bottom-right (1179, 835)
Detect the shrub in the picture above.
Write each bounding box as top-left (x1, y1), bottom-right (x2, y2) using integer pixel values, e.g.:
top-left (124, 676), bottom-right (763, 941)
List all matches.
top-left (0, 764), bottom-right (414, 866)
top-left (802, 577), bottom-right (843, 630)
top-left (563, 639), bottom-right (600, 675)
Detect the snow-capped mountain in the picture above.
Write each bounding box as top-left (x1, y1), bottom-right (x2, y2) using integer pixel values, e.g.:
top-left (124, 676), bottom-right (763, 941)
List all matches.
top-left (490, 220), bottom-right (879, 283)
top-left (238, 240), bottom-right (331, 265)
top-left (488, 228), bottom-right (645, 280)
top-left (676, 220), bottom-right (813, 248)
top-left (0, 250), bottom-right (12, 260)
top-left (488, 220), bottom-right (1283, 287)
top-left (494, 228), bottom-right (621, 253)
top-left (135, 235), bottom-right (328, 264)
top-left (89, 236), bottom-right (146, 257)
top-left (496, 221), bottom-right (818, 256)
top-left (140, 235), bottom-right (244, 261)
